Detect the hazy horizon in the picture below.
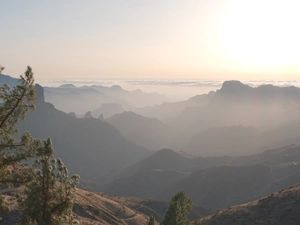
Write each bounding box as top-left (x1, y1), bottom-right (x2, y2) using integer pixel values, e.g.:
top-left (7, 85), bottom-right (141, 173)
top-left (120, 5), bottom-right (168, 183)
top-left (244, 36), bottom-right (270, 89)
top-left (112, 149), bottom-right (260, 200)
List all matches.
top-left (38, 77), bottom-right (300, 100)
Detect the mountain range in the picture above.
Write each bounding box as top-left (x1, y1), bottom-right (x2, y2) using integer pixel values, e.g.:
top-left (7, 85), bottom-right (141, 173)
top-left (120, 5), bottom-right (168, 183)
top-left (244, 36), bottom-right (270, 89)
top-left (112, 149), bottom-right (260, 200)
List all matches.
top-left (43, 84), bottom-right (171, 116)
top-left (2, 74), bottom-right (300, 223)
top-left (17, 84), bottom-right (152, 187)
top-left (103, 145), bottom-right (300, 210)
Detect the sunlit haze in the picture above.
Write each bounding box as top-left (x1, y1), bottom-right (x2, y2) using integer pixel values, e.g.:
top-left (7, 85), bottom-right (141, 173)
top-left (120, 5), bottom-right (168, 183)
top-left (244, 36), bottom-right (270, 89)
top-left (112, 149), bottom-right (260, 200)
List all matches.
top-left (1, 0), bottom-right (300, 80)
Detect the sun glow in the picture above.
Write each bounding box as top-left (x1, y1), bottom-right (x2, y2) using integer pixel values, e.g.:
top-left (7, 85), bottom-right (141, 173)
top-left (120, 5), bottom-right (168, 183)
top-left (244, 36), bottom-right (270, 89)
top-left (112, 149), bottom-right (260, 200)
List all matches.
top-left (221, 0), bottom-right (300, 68)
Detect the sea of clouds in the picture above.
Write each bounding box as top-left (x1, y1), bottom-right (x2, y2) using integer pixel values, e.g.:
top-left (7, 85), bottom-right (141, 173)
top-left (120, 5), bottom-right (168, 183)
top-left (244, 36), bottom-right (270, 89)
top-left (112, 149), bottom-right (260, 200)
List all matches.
top-left (36, 79), bottom-right (300, 100)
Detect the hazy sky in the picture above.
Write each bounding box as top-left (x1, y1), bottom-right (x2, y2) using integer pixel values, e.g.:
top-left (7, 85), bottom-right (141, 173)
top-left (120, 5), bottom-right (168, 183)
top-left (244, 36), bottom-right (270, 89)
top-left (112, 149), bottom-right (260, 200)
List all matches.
top-left (1, 0), bottom-right (300, 80)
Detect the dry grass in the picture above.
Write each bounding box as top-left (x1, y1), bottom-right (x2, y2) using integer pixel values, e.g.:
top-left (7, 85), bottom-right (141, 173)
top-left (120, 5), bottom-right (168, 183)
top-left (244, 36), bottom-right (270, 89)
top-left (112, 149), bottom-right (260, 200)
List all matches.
top-left (193, 184), bottom-right (300, 225)
top-left (1, 188), bottom-right (157, 225)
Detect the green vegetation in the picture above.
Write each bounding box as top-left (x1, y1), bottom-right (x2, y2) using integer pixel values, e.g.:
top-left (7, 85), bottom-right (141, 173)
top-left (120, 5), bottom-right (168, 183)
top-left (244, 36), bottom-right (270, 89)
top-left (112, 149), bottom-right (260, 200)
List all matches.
top-left (0, 65), bottom-right (37, 221)
top-left (0, 65), bottom-right (36, 184)
top-left (0, 66), bottom-right (79, 224)
top-left (162, 191), bottom-right (192, 225)
top-left (18, 138), bottom-right (80, 224)
top-left (147, 215), bottom-right (155, 225)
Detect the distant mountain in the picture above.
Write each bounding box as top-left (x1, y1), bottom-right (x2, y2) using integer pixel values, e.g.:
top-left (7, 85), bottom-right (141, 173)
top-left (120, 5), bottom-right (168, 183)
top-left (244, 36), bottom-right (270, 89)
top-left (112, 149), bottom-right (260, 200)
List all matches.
top-left (133, 79), bottom-right (300, 124)
top-left (0, 74), bottom-right (19, 87)
top-left (167, 81), bottom-right (300, 153)
top-left (44, 86), bottom-right (129, 115)
top-left (160, 164), bottom-right (273, 209)
top-left (193, 184), bottom-right (300, 225)
top-left (41, 80), bottom-right (300, 158)
top-left (115, 149), bottom-right (195, 179)
top-left (214, 80), bottom-right (300, 104)
top-left (185, 126), bottom-right (260, 156)
top-left (44, 84), bottom-right (171, 115)
top-left (104, 145), bottom-right (300, 209)
top-left (104, 169), bottom-right (186, 199)
top-left (92, 103), bottom-right (125, 119)
top-left (257, 120), bottom-right (300, 151)
top-left (0, 78), bottom-right (153, 187)
top-left (184, 121), bottom-right (300, 157)
top-left (107, 112), bottom-right (172, 150)
top-left (133, 92), bottom-right (214, 123)
top-left (83, 85), bottom-right (171, 108)
top-left (59, 83), bottom-right (77, 88)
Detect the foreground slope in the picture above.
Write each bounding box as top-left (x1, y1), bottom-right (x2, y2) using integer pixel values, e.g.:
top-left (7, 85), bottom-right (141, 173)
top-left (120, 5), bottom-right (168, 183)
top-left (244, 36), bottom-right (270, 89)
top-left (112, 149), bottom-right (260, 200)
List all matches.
top-left (1, 188), bottom-right (212, 224)
top-left (193, 184), bottom-right (300, 225)
top-left (1, 189), bottom-right (149, 225)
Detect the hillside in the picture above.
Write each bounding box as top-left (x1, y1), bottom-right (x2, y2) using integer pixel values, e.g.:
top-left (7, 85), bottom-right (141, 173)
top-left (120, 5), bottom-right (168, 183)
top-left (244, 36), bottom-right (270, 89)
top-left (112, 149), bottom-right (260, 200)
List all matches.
top-left (1, 189), bottom-right (149, 225)
top-left (193, 184), bottom-right (300, 225)
top-left (160, 164), bottom-right (273, 209)
top-left (1, 188), bottom-right (212, 224)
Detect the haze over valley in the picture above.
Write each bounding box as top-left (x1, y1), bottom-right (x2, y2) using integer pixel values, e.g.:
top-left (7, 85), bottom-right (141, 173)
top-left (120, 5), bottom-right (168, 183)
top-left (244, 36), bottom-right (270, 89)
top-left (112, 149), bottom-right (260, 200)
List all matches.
top-left (3, 74), bottom-right (300, 214)
top-left (2, 0), bottom-right (300, 224)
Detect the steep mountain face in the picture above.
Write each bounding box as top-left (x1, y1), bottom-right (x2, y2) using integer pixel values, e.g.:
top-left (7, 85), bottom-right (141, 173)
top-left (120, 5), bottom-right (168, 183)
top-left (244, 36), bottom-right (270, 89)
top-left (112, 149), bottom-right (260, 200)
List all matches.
top-left (92, 103), bottom-right (125, 119)
top-left (213, 80), bottom-right (300, 105)
top-left (17, 84), bottom-right (151, 186)
top-left (133, 92), bottom-right (214, 123)
top-left (104, 145), bottom-right (300, 210)
top-left (107, 112), bottom-right (172, 150)
top-left (193, 184), bottom-right (300, 225)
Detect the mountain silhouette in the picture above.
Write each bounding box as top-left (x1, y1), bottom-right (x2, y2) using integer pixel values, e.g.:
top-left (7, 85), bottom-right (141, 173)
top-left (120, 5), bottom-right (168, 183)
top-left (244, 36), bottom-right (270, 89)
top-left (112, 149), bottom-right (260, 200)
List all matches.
top-left (5, 79), bottom-right (152, 187)
top-left (104, 145), bottom-right (300, 209)
top-left (107, 112), bottom-right (172, 150)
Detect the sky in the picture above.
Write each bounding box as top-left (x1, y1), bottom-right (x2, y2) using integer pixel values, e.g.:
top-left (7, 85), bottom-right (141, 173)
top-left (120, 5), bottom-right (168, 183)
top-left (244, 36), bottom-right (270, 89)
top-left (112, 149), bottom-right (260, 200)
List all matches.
top-left (1, 0), bottom-right (300, 80)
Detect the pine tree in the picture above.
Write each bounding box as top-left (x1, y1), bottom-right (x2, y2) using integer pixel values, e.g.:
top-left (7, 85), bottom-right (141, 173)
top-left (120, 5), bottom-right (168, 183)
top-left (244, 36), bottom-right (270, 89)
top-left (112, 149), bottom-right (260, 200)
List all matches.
top-left (18, 138), bottom-right (80, 225)
top-left (0, 66), bottom-right (79, 224)
top-left (0, 65), bottom-right (37, 220)
top-left (162, 191), bottom-right (192, 225)
top-left (147, 215), bottom-right (155, 225)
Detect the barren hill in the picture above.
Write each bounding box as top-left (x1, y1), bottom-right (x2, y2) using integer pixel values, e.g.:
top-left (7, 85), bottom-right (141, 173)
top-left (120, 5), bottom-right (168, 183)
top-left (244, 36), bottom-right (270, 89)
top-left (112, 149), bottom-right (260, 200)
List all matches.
top-left (193, 184), bottom-right (300, 225)
top-left (1, 187), bottom-right (212, 224)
